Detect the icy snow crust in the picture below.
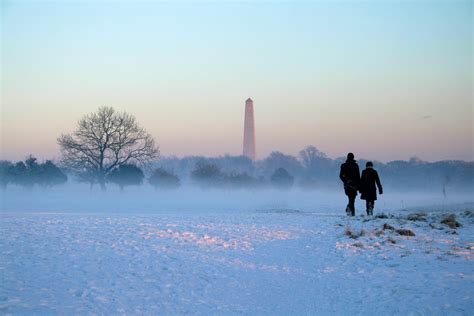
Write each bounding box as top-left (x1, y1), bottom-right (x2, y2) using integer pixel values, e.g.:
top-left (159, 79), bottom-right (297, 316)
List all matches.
top-left (0, 189), bottom-right (473, 314)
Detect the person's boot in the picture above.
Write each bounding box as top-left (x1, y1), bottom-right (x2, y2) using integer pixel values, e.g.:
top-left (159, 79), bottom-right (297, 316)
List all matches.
top-left (368, 202), bottom-right (374, 216)
top-left (346, 206), bottom-right (351, 216)
top-left (351, 208), bottom-right (355, 216)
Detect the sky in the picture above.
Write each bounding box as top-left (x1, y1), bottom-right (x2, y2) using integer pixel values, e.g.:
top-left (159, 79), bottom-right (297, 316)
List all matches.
top-left (1, 0), bottom-right (473, 162)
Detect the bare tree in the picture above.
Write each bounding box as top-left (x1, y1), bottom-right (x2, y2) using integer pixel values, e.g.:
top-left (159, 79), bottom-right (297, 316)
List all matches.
top-left (58, 106), bottom-right (159, 190)
top-left (298, 146), bottom-right (328, 169)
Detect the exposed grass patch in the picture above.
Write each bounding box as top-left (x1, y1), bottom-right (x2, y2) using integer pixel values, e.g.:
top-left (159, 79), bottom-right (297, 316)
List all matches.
top-left (382, 223), bottom-right (395, 231)
top-left (464, 210), bottom-right (474, 218)
top-left (344, 225), bottom-right (367, 240)
top-left (441, 214), bottom-right (462, 229)
top-left (387, 237), bottom-right (397, 244)
top-left (406, 212), bottom-right (427, 222)
top-left (396, 229), bottom-right (415, 237)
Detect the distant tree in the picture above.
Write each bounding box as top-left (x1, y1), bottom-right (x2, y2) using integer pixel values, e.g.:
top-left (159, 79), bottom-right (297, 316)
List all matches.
top-left (299, 146), bottom-right (327, 168)
top-left (57, 106), bottom-right (159, 190)
top-left (149, 156), bottom-right (181, 177)
top-left (25, 156), bottom-right (39, 169)
top-left (76, 170), bottom-right (99, 191)
top-left (270, 167), bottom-right (294, 189)
top-left (38, 160), bottom-right (68, 187)
top-left (24, 156), bottom-right (41, 185)
top-left (11, 160), bottom-right (33, 188)
top-left (298, 146), bottom-right (334, 185)
top-left (107, 164), bottom-right (144, 191)
top-left (409, 156), bottom-right (424, 165)
top-left (0, 160), bottom-right (14, 190)
top-left (191, 163), bottom-right (223, 186)
top-left (217, 155), bottom-right (255, 175)
top-left (383, 160), bottom-right (420, 190)
top-left (148, 168), bottom-right (181, 190)
top-left (258, 151), bottom-right (303, 178)
top-left (154, 155), bottom-right (255, 183)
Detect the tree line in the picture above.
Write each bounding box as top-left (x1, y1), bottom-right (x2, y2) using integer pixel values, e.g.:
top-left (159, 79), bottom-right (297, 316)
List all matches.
top-left (154, 150), bottom-right (474, 194)
top-left (2, 150), bottom-right (472, 195)
top-left (0, 156), bottom-right (67, 189)
top-left (0, 157), bottom-right (293, 191)
top-left (0, 106), bottom-right (472, 194)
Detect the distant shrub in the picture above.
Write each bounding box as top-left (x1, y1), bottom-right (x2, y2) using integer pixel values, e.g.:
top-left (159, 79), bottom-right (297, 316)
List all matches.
top-left (107, 164), bottom-right (144, 191)
top-left (149, 168), bottom-right (180, 190)
top-left (225, 172), bottom-right (261, 188)
top-left (190, 162), bottom-right (265, 189)
top-left (191, 163), bottom-right (223, 186)
top-left (270, 167), bottom-right (294, 189)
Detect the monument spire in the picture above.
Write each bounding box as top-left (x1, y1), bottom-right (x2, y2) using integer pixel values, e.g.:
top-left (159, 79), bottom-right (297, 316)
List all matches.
top-left (243, 98), bottom-right (256, 161)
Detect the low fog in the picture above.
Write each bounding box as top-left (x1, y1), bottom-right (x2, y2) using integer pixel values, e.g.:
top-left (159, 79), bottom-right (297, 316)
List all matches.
top-left (1, 149), bottom-right (473, 214)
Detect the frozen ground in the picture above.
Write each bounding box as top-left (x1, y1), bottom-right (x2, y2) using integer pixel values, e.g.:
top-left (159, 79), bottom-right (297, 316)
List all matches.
top-left (0, 188), bottom-right (473, 314)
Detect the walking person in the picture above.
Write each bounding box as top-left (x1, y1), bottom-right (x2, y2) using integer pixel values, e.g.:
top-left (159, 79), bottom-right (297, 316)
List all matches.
top-left (359, 161), bottom-right (383, 216)
top-left (339, 153), bottom-right (360, 216)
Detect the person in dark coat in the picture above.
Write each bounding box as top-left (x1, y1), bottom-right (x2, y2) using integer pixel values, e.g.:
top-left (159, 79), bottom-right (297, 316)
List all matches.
top-left (359, 161), bottom-right (383, 215)
top-left (339, 153), bottom-right (360, 216)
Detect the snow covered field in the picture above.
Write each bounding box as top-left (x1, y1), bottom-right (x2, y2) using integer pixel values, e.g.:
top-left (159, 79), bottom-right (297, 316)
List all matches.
top-left (1, 189), bottom-right (473, 314)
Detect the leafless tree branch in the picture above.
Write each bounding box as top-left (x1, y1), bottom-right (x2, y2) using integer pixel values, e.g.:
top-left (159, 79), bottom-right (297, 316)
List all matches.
top-left (57, 106), bottom-right (159, 188)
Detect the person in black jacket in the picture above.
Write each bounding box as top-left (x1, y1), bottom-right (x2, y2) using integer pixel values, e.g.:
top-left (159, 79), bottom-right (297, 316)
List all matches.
top-left (359, 161), bottom-right (383, 216)
top-left (339, 153), bottom-right (360, 216)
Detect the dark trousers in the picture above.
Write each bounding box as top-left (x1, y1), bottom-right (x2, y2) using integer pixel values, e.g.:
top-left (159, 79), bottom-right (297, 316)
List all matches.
top-left (346, 191), bottom-right (356, 216)
top-left (366, 200), bottom-right (375, 215)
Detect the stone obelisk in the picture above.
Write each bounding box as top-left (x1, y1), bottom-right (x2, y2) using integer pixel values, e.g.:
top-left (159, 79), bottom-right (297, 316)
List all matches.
top-left (243, 98), bottom-right (256, 161)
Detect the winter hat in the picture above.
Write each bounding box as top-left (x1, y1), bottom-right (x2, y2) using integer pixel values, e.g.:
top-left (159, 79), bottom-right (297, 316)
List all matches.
top-left (347, 153), bottom-right (355, 161)
top-left (366, 161), bottom-right (373, 167)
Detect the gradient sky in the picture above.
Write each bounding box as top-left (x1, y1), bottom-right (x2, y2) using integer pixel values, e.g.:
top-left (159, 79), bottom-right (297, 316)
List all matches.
top-left (1, 0), bottom-right (473, 162)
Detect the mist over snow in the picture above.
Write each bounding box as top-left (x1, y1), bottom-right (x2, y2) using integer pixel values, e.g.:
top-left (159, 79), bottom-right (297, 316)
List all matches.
top-left (1, 181), bottom-right (473, 214)
top-left (1, 151), bottom-right (473, 213)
